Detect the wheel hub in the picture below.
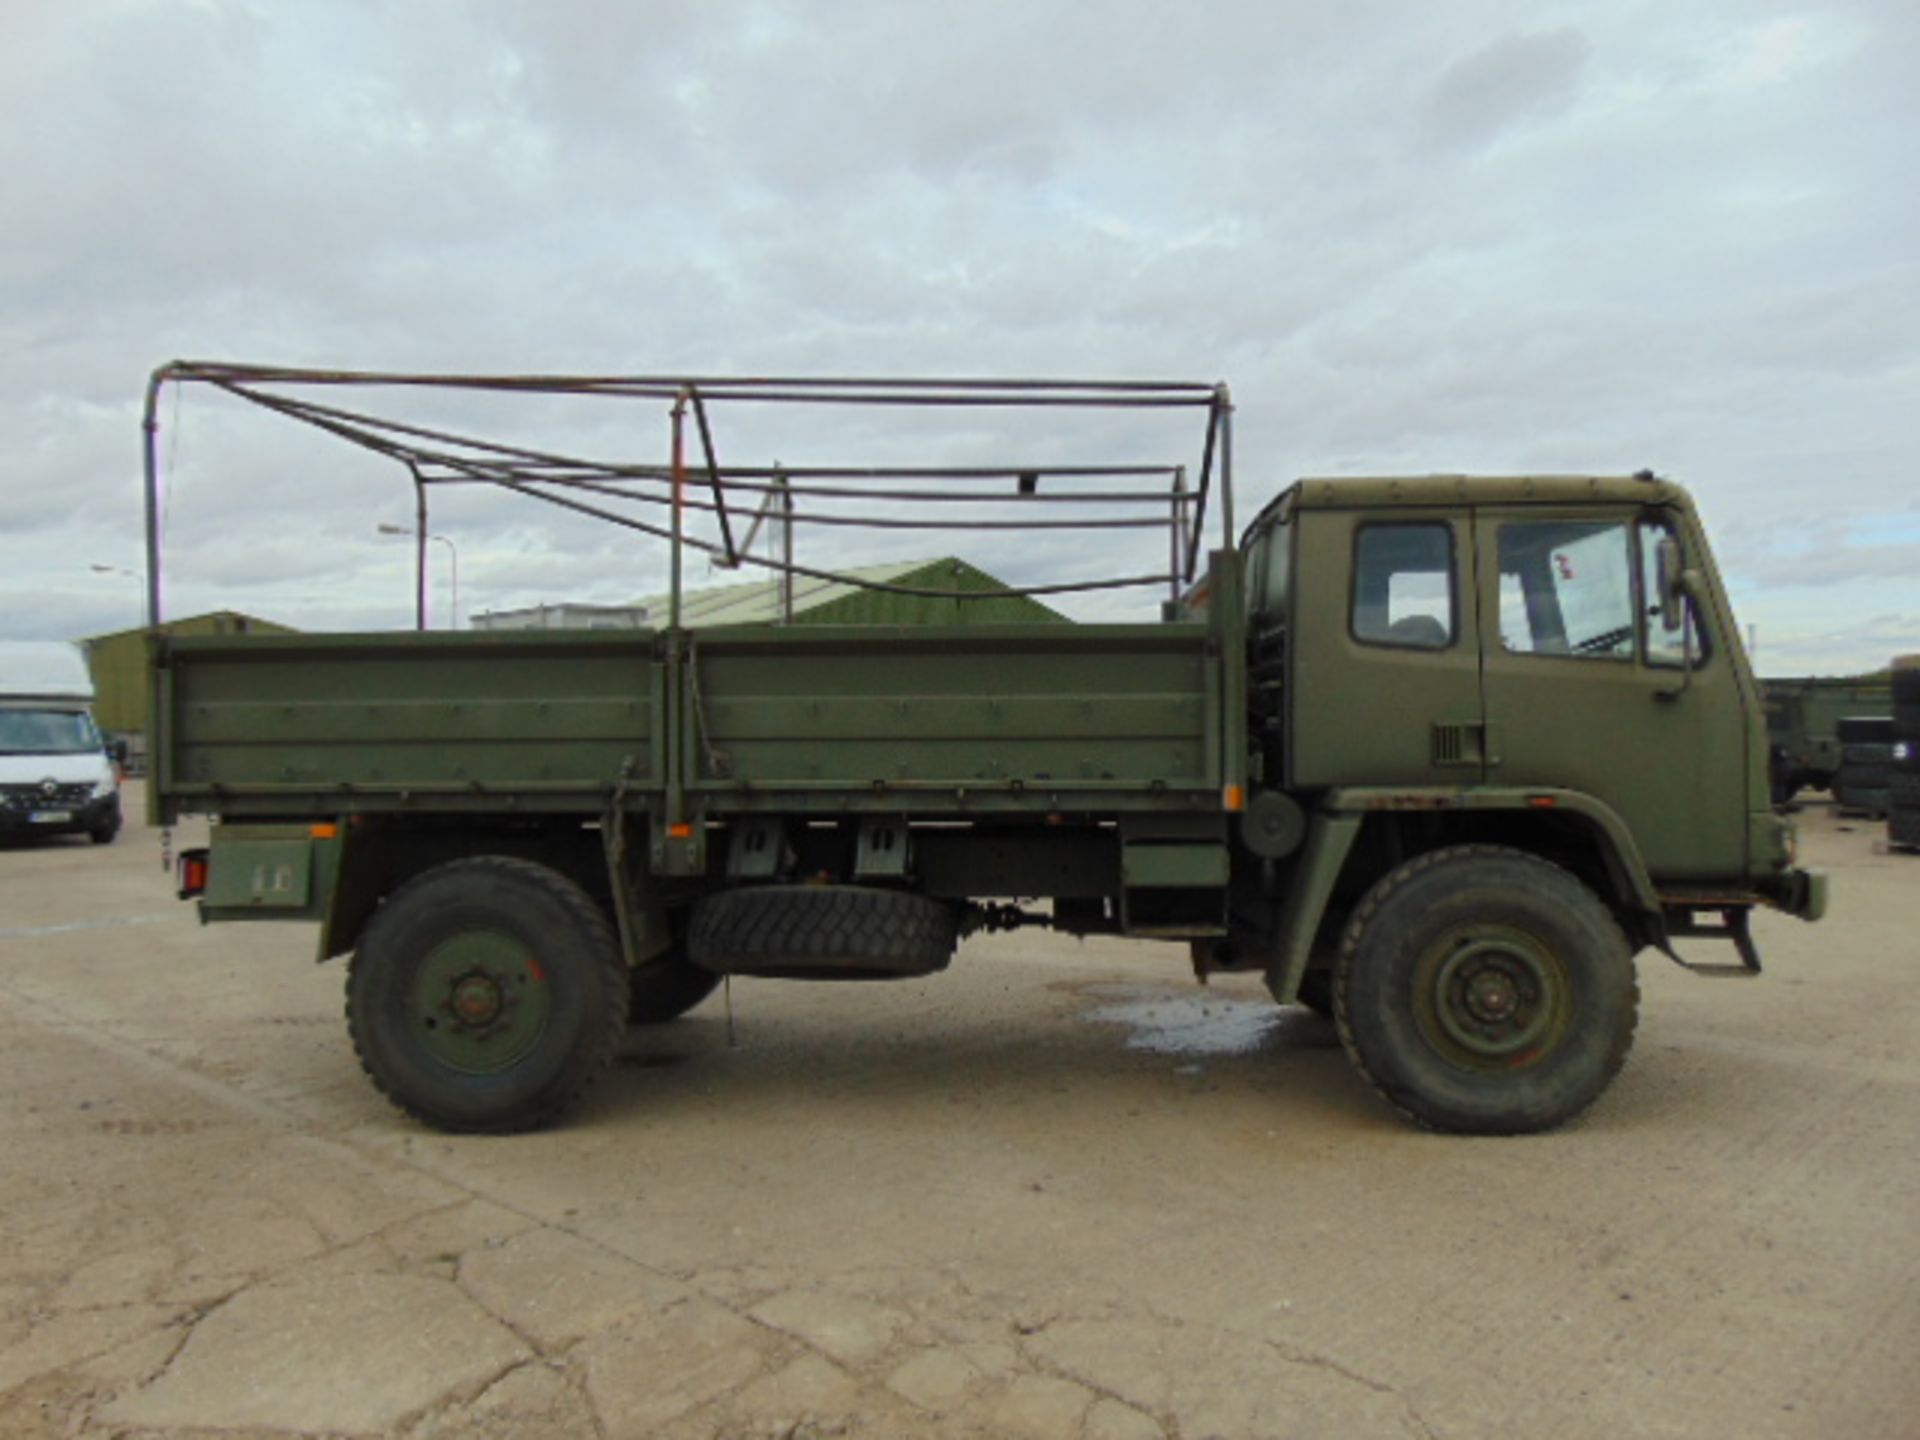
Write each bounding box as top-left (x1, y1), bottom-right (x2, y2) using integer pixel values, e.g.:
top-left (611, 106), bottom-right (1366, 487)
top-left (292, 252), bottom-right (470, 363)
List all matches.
top-left (412, 931), bottom-right (552, 1073)
top-left (1465, 970), bottom-right (1519, 1022)
top-left (1430, 935), bottom-right (1558, 1061)
top-left (448, 971), bottom-right (508, 1029)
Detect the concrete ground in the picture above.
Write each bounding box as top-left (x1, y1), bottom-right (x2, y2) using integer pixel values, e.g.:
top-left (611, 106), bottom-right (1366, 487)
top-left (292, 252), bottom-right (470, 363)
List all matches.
top-left (0, 786), bottom-right (1914, 1440)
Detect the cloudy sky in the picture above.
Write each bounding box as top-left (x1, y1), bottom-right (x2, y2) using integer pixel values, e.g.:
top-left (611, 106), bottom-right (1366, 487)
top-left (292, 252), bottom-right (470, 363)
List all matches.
top-left (3, 0), bottom-right (1914, 673)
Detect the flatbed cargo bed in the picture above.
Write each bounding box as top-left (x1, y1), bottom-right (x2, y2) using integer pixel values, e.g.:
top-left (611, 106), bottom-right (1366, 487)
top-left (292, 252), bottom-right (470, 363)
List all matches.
top-left (152, 620), bottom-right (1230, 822)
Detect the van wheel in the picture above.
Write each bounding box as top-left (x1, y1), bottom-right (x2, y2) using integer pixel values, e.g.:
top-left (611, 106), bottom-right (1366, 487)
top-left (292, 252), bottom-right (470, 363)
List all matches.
top-left (89, 821), bottom-right (119, 845)
top-left (347, 857), bottom-right (628, 1133)
top-left (1334, 846), bottom-right (1637, 1135)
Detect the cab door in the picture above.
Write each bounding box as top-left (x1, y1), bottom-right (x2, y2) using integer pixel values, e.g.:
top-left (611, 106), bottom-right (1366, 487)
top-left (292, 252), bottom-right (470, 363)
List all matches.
top-left (1288, 508), bottom-right (1486, 788)
top-left (1473, 505), bottom-right (1748, 882)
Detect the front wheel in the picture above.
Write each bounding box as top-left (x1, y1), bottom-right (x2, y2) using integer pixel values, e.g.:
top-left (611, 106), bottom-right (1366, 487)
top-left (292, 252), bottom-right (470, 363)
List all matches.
top-left (347, 856), bottom-right (629, 1133)
top-left (1334, 845), bottom-right (1638, 1135)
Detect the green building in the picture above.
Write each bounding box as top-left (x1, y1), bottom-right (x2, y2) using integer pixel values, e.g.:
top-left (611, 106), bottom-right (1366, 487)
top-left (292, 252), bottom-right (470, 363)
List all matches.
top-left (81, 611), bottom-right (297, 736)
top-left (637, 557), bottom-right (1066, 628)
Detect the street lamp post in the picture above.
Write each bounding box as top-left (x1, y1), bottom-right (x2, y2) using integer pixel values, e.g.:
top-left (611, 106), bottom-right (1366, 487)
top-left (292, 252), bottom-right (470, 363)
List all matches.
top-left (376, 524), bottom-right (460, 630)
top-left (90, 564), bottom-right (144, 629)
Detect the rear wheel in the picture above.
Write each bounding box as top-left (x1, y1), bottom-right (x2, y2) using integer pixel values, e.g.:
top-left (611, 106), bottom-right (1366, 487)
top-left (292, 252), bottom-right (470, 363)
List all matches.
top-left (1334, 845), bottom-right (1638, 1135)
top-left (627, 943), bottom-right (721, 1023)
top-left (347, 856), bottom-right (628, 1133)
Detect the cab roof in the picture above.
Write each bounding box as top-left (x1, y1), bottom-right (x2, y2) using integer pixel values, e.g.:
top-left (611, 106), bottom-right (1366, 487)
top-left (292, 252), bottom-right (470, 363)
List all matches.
top-left (1250, 472), bottom-right (1689, 533)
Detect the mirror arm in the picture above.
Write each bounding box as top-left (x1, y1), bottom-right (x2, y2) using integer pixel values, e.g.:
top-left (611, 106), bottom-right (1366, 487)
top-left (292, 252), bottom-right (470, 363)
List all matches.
top-left (1657, 572), bottom-right (1701, 701)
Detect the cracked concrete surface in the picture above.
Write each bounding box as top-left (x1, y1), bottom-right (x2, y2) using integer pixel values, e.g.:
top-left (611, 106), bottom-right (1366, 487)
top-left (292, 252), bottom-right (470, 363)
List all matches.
top-left (1, 788), bottom-right (1916, 1438)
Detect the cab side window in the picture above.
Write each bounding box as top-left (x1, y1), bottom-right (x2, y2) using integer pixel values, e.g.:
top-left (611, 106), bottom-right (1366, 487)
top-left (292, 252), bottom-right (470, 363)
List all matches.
top-left (1352, 523), bottom-right (1454, 649)
top-left (1497, 521), bottom-right (1634, 659)
top-left (1253, 519), bottom-right (1292, 632)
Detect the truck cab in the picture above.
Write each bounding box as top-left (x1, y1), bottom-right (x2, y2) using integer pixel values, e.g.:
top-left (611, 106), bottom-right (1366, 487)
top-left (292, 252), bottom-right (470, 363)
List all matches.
top-left (1239, 473), bottom-right (1817, 953)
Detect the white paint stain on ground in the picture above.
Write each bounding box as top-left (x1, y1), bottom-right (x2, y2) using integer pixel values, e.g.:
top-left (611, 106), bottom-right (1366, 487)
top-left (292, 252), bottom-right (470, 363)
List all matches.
top-left (1081, 985), bottom-right (1284, 1057)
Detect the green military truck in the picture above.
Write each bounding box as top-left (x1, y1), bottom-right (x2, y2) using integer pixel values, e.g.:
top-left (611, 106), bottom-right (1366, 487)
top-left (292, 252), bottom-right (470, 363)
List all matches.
top-left (143, 366), bottom-right (1825, 1137)
top-left (1761, 675), bottom-right (1893, 805)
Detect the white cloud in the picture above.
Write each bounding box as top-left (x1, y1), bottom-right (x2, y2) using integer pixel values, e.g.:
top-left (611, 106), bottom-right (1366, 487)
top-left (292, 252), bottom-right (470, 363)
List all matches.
top-left (0, 0), bottom-right (1913, 675)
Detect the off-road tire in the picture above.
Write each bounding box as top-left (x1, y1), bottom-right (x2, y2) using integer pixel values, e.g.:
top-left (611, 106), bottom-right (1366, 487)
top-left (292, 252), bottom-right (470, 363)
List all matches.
top-left (1836, 786), bottom-right (1891, 818)
top-left (1836, 718), bottom-right (1893, 746)
top-left (347, 856), bottom-right (628, 1134)
top-left (627, 945), bottom-right (721, 1024)
top-left (689, 885), bottom-right (957, 979)
top-left (1333, 845), bottom-right (1638, 1135)
top-left (1895, 662), bottom-right (1920, 707)
top-left (1889, 806), bottom-right (1920, 851)
top-left (1838, 764), bottom-right (1892, 791)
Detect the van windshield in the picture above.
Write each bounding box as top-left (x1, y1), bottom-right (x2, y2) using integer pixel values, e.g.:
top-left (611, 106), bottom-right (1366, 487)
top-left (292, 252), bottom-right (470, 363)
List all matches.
top-left (0, 709), bottom-right (102, 755)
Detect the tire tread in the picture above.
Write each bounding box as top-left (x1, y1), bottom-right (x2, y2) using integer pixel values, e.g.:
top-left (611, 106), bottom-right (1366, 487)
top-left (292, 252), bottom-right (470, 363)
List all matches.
top-left (1332, 844), bottom-right (1639, 1135)
top-left (346, 855), bottom-right (628, 1134)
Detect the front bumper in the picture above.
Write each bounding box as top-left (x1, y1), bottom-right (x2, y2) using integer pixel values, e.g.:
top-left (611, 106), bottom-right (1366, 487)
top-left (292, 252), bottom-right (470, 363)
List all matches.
top-left (1761, 867), bottom-right (1828, 923)
top-left (0, 791), bottom-right (119, 838)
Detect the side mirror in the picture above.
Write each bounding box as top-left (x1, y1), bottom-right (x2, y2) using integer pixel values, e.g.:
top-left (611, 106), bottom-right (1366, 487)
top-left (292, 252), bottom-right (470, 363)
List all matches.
top-left (1654, 538), bottom-right (1684, 633)
top-left (109, 738), bottom-right (129, 764)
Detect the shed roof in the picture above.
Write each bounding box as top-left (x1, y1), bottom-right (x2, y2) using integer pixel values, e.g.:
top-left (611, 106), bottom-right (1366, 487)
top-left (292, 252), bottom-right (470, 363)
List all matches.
top-left (81, 610), bottom-right (297, 645)
top-left (636, 558), bottom-right (1062, 628)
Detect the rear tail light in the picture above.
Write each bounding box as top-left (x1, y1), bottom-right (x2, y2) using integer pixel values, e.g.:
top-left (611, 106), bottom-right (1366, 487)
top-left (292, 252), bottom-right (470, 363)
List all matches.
top-left (177, 848), bottom-right (210, 900)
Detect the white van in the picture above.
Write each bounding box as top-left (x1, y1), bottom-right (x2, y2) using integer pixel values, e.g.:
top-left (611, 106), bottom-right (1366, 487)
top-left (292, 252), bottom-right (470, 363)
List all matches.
top-left (0, 641), bottom-right (122, 844)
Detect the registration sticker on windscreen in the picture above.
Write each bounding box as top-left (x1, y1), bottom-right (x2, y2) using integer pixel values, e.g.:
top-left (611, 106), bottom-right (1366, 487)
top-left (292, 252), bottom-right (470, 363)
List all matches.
top-left (29, 811), bottom-right (72, 824)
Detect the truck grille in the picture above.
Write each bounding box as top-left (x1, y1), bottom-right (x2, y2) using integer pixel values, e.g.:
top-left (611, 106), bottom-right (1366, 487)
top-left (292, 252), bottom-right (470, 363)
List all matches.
top-left (0, 782), bottom-right (95, 810)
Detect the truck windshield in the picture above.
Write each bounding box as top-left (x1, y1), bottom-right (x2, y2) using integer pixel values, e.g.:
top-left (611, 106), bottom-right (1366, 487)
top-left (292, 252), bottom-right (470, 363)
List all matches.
top-left (0, 709), bottom-right (101, 755)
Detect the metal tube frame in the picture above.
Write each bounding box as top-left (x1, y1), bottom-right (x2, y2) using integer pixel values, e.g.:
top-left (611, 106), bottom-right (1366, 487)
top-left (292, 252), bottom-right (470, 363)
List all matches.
top-left (137, 363), bottom-right (1235, 627)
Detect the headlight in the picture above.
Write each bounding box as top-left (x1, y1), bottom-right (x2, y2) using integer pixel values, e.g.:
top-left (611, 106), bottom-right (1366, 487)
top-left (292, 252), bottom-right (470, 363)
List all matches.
top-left (1897, 741), bottom-right (1913, 763)
top-left (92, 775), bottom-right (117, 799)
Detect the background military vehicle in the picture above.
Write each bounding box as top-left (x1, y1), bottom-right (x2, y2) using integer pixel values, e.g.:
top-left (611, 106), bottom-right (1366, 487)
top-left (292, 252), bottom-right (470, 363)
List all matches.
top-left (142, 365), bottom-right (1825, 1137)
top-left (1761, 675), bottom-right (1892, 804)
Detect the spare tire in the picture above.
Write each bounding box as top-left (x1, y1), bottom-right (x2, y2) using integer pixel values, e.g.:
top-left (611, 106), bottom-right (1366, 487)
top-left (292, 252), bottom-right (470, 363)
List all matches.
top-left (1837, 764), bottom-right (1893, 793)
top-left (1891, 656), bottom-right (1920, 707)
top-left (1890, 807), bottom-right (1920, 851)
top-left (689, 885), bottom-right (958, 980)
top-left (1836, 717), bottom-right (1893, 746)
top-left (1836, 785), bottom-right (1891, 818)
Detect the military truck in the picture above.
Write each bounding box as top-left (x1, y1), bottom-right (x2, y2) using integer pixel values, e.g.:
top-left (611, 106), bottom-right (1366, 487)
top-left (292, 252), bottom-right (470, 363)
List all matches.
top-left (1761, 675), bottom-right (1893, 804)
top-left (142, 365), bottom-right (1826, 1137)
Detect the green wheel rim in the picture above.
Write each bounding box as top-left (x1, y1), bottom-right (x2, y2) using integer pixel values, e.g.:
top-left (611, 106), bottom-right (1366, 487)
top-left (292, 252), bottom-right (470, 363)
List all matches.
top-left (411, 929), bottom-right (553, 1074)
top-left (1413, 924), bottom-right (1570, 1073)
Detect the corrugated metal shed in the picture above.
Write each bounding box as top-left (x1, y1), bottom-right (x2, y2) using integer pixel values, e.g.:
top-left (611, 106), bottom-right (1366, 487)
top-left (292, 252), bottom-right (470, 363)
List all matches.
top-left (81, 611), bottom-right (297, 734)
top-left (640, 557), bottom-right (1065, 628)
